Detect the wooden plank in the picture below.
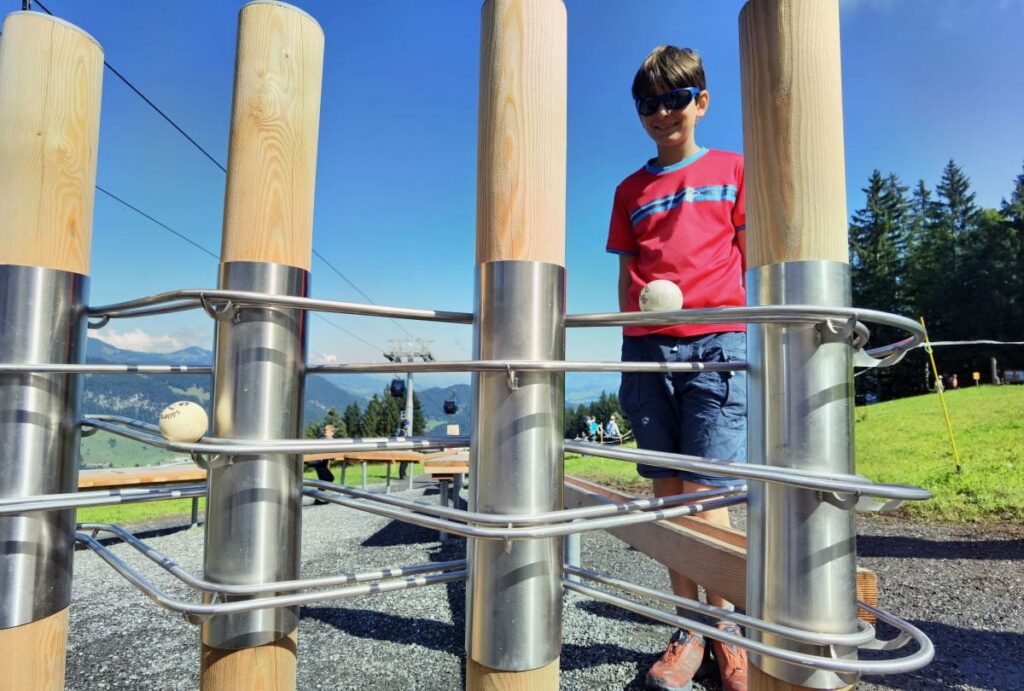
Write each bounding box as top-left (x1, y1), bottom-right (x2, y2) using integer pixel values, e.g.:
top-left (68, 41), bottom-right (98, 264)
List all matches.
top-left (563, 476), bottom-right (879, 621)
top-left (341, 450), bottom-right (426, 463)
top-left (78, 466), bottom-right (206, 488)
top-left (564, 477), bottom-right (748, 609)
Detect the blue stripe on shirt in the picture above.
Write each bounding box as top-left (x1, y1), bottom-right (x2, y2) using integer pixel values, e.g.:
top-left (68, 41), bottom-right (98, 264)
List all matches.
top-left (629, 185), bottom-right (738, 226)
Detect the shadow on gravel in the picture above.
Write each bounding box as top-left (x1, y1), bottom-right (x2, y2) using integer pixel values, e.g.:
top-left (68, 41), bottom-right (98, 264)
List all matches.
top-left (857, 534), bottom-right (1024, 560)
top-left (301, 605), bottom-right (461, 653)
top-left (573, 598), bottom-right (664, 626)
top-left (74, 522), bottom-right (198, 549)
top-left (862, 620), bottom-right (1024, 690)
top-left (361, 519), bottom-right (438, 547)
top-left (561, 643), bottom-right (653, 688)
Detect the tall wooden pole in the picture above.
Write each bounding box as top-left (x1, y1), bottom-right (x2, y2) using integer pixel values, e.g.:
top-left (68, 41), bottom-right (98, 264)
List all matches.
top-left (740, 1), bottom-right (857, 689)
top-left (0, 10), bottom-right (102, 691)
top-left (468, 0), bottom-right (566, 689)
top-left (200, 3), bottom-right (322, 690)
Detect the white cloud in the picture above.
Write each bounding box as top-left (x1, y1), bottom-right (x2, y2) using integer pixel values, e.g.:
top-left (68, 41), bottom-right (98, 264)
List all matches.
top-left (309, 351), bottom-right (342, 365)
top-left (93, 327), bottom-right (210, 353)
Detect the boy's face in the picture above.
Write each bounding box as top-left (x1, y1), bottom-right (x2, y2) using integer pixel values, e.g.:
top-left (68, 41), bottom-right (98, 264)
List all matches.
top-left (639, 89), bottom-right (709, 151)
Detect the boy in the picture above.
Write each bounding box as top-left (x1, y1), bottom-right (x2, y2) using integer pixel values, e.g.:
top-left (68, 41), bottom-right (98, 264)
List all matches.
top-left (605, 45), bottom-right (748, 691)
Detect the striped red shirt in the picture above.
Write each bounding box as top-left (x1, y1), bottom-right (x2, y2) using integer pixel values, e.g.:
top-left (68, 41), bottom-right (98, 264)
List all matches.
top-left (606, 147), bottom-right (746, 338)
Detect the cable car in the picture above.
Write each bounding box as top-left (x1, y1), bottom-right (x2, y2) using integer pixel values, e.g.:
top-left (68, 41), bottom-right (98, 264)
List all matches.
top-left (390, 377), bottom-right (407, 398)
top-left (443, 391), bottom-right (460, 415)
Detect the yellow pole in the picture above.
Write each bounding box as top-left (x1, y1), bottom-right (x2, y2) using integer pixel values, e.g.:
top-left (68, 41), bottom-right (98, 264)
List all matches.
top-left (919, 317), bottom-right (963, 473)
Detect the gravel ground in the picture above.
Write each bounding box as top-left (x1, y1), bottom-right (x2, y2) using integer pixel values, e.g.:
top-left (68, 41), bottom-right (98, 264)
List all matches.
top-left (66, 482), bottom-right (1023, 690)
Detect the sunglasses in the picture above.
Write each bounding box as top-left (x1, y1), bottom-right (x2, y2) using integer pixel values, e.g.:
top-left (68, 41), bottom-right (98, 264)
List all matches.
top-left (634, 87), bottom-right (701, 117)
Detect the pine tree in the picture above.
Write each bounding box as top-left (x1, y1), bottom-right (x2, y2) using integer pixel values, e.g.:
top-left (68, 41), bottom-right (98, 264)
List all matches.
top-left (360, 395), bottom-right (384, 437)
top-left (849, 170), bottom-right (911, 314)
top-left (343, 402), bottom-right (362, 439)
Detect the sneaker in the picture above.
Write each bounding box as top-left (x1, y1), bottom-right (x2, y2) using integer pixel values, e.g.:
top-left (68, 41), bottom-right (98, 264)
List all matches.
top-left (646, 630), bottom-right (705, 691)
top-left (710, 622), bottom-right (749, 691)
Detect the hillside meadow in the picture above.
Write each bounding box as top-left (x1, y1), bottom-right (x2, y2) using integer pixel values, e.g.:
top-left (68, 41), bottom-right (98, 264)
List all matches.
top-left (567, 385), bottom-right (1024, 523)
top-left (76, 386), bottom-right (1023, 525)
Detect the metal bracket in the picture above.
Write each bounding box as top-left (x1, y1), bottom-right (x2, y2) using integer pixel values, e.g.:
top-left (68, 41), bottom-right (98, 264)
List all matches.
top-left (87, 315), bottom-right (110, 330)
top-left (821, 317), bottom-right (858, 345)
top-left (506, 365), bottom-right (518, 391)
top-left (199, 294), bottom-right (237, 323)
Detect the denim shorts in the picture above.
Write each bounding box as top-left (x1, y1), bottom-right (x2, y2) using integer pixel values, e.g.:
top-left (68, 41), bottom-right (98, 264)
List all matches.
top-left (619, 332), bottom-right (746, 487)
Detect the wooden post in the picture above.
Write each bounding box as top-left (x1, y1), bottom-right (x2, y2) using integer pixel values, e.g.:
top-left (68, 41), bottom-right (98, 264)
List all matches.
top-left (219, 1), bottom-right (323, 271)
top-left (739, 1), bottom-right (855, 689)
top-left (0, 11), bottom-right (102, 691)
top-left (475, 0), bottom-right (566, 267)
top-left (200, 3), bottom-right (322, 690)
top-left (739, 0), bottom-right (848, 270)
top-left (0, 11), bottom-right (102, 275)
top-left (468, 1), bottom-right (566, 689)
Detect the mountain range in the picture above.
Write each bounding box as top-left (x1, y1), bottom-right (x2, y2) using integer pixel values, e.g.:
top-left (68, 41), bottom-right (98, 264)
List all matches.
top-left (82, 339), bottom-right (620, 433)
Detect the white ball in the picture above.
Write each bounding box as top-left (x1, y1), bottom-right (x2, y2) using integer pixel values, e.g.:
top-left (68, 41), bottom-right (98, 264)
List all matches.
top-left (158, 401), bottom-right (209, 443)
top-left (639, 279), bottom-right (684, 312)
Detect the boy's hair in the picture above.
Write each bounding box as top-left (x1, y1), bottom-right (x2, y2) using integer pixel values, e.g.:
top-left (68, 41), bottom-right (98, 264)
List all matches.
top-left (631, 45), bottom-right (706, 99)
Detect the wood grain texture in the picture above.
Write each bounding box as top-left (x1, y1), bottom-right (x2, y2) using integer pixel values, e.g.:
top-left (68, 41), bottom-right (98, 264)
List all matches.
top-left (200, 630), bottom-right (297, 691)
top-left (0, 12), bottom-right (102, 274)
top-left (750, 664), bottom-right (856, 691)
top-left (220, 1), bottom-right (324, 270)
top-left (467, 656), bottom-right (559, 691)
top-left (739, 0), bottom-right (848, 268)
top-left (0, 607), bottom-right (69, 690)
top-left (563, 476), bottom-right (879, 620)
top-left (476, 0), bottom-right (566, 266)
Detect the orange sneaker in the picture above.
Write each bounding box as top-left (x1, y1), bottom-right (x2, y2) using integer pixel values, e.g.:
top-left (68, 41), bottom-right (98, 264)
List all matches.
top-left (646, 630), bottom-right (705, 691)
top-left (710, 622), bottom-right (749, 691)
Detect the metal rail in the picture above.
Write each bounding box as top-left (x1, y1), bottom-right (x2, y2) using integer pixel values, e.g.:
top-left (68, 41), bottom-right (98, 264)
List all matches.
top-left (75, 531), bottom-right (466, 623)
top-left (305, 486), bottom-right (747, 540)
top-left (305, 480), bottom-right (745, 526)
top-left (565, 441), bottom-right (931, 500)
top-left (564, 574), bottom-right (935, 676)
top-left (0, 483), bottom-right (206, 515)
top-left (82, 415), bottom-right (469, 456)
top-left (80, 524), bottom-right (464, 596)
top-left (87, 288), bottom-right (474, 324)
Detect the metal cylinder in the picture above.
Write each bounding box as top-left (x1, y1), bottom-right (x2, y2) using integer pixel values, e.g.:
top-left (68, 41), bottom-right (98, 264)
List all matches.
top-left (0, 265), bottom-right (87, 628)
top-left (202, 261), bottom-right (307, 649)
top-left (466, 260), bottom-right (565, 671)
top-left (746, 260), bottom-right (859, 688)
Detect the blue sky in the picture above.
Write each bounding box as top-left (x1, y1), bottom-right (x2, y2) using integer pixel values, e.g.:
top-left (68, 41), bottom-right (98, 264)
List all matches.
top-left (23, 0), bottom-right (1024, 386)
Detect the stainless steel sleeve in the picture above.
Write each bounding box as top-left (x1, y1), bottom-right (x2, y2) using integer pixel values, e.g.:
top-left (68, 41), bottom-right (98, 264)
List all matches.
top-left (0, 265), bottom-right (87, 628)
top-left (746, 260), bottom-right (860, 689)
top-left (202, 261), bottom-right (307, 649)
top-left (466, 261), bottom-right (565, 671)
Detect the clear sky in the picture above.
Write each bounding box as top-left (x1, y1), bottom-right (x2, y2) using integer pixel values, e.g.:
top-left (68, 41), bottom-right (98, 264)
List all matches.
top-left (21, 0), bottom-right (1024, 386)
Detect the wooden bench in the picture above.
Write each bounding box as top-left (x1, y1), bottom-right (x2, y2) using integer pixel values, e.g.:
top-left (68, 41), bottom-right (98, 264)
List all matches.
top-left (78, 465), bottom-right (208, 525)
top-left (304, 451), bottom-right (429, 492)
top-left (421, 451), bottom-right (470, 541)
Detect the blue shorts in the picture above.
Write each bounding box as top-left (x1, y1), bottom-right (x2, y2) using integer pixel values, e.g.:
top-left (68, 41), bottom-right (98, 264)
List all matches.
top-left (619, 332), bottom-right (746, 487)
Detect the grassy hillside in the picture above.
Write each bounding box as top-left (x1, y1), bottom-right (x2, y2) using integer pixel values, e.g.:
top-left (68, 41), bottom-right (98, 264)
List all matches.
top-left (854, 385), bottom-right (1024, 521)
top-left (569, 385), bottom-right (1024, 523)
top-left (78, 386), bottom-right (1023, 525)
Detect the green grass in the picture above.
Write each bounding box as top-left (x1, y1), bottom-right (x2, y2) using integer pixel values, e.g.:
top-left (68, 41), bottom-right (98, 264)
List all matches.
top-left (76, 497), bottom-right (206, 527)
top-left (854, 385), bottom-right (1024, 522)
top-left (77, 386), bottom-right (1024, 526)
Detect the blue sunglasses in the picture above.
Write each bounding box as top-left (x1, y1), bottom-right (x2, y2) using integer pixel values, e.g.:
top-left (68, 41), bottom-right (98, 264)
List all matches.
top-left (635, 87), bottom-right (701, 117)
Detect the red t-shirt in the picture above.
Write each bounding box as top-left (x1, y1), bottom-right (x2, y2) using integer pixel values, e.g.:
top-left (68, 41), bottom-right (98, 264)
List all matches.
top-left (606, 147), bottom-right (746, 338)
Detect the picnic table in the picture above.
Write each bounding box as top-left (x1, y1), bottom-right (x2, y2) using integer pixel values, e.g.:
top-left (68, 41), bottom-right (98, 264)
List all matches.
top-left (421, 450), bottom-right (470, 541)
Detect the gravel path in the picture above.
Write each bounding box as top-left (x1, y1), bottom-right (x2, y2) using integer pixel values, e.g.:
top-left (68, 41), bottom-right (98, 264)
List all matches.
top-left (65, 483), bottom-right (1023, 690)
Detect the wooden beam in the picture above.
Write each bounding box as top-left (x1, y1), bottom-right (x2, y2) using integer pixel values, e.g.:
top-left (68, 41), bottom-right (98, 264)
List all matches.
top-left (563, 476), bottom-right (878, 621)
